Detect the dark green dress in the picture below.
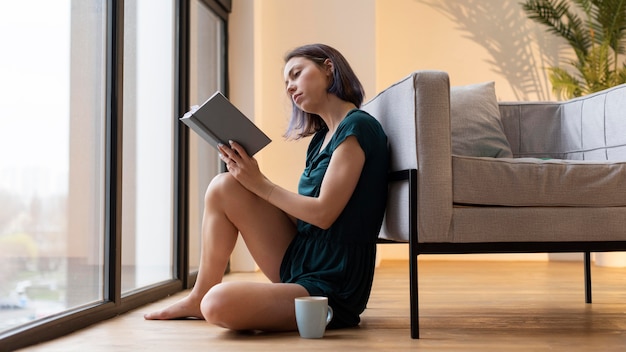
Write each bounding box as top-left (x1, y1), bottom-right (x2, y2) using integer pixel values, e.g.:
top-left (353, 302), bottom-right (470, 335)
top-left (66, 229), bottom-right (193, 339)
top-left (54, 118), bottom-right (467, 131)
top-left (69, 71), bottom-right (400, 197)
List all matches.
top-left (280, 109), bottom-right (389, 329)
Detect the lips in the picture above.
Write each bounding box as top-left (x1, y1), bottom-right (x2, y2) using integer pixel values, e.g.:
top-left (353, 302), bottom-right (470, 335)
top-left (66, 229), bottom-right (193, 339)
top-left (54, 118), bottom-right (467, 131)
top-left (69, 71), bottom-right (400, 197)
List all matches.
top-left (293, 93), bottom-right (303, 104)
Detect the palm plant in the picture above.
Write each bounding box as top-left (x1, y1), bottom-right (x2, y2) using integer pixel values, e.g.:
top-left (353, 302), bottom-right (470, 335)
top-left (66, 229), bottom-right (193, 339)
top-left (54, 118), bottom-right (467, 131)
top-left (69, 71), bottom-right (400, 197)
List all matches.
top-left (522, 0), bottom-right (626, 99)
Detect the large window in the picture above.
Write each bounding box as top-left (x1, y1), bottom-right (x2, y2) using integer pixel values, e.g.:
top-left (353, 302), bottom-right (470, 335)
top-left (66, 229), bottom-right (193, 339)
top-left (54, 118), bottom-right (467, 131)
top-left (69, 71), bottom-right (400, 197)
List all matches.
top-left (0, 1), bottom-right (229, 349)
top-left (0, 0), bottom-right (107, 332)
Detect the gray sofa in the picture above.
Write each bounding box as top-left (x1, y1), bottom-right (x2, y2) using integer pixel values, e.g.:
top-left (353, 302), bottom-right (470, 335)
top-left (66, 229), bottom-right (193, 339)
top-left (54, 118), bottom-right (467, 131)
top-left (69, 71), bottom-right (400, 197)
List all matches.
top-left (362, 71), bottom-right (626, 338)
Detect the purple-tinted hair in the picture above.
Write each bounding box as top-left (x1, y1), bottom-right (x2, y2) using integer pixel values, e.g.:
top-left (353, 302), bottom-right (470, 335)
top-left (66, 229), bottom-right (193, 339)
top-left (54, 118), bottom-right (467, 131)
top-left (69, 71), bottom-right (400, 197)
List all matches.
top-left (283, 44), bottom-right (364, 139)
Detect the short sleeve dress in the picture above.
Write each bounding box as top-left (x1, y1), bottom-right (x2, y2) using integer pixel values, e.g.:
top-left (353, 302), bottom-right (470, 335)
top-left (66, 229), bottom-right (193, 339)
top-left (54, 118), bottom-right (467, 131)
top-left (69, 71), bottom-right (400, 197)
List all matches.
top-left (279, 109), bottom-right (389, 329)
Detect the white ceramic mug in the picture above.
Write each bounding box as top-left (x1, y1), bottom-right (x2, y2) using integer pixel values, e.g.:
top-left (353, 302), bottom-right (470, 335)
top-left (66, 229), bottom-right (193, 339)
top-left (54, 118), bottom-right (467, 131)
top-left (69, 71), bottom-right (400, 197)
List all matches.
top-left (294, 296), bottom-right (334, 339)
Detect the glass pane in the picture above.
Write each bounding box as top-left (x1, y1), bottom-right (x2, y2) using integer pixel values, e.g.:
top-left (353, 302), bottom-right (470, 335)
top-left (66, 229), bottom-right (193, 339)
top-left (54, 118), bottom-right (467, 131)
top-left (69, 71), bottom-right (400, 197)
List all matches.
top-left (0, 1), bottom-right (106, 332)
top-left (121, 0), bottom-right (176, 293)
top-left (188, 0), bottom-right (225, 274)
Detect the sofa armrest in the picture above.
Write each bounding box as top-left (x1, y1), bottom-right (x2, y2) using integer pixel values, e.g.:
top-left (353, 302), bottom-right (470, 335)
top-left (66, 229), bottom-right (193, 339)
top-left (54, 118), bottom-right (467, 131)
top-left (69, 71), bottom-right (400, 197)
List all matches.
top-left (363, 71), bottom-right (453, 242)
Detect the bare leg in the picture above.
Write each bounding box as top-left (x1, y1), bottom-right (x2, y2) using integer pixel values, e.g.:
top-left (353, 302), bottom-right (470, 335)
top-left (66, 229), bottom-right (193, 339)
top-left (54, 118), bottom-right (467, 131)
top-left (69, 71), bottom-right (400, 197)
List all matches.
top-left (201, 281), bottom-right (309, 331)
top-left (144, 173), bottom-right (297, 320)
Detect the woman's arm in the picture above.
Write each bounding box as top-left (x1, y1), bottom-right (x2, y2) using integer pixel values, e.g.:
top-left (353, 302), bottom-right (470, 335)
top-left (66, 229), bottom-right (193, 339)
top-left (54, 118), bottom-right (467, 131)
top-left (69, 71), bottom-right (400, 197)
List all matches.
top-left (220, 137), bottom-right (365, 229)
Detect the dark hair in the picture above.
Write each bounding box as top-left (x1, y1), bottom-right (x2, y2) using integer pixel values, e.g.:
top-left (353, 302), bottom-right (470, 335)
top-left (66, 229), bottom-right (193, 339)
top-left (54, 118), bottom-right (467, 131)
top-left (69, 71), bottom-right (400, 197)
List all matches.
top-left (283, 43), bottom-right (364, 139)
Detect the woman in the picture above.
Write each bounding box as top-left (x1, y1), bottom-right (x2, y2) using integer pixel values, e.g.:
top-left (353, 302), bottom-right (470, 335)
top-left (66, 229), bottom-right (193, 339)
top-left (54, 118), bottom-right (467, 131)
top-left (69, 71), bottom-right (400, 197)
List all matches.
top-left (145, 43), bottom-right (389, 332)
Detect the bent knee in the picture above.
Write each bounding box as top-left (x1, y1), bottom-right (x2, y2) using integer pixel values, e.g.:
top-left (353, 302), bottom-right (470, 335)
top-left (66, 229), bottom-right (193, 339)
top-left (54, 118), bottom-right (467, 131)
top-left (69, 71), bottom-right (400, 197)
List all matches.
top-left (200, 284), bottom-right (236, 328)
top-left (204, 172), bottom-right (251, 204)
top-left (205, 173), bottom-right (237, 204)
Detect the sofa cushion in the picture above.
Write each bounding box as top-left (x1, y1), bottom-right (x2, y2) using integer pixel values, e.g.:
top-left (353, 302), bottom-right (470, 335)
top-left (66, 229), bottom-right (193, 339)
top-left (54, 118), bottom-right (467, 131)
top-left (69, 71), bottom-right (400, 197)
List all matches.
top-left (451, 82), bottom-right (513, 158)
top-left (453, 156), bottom-right (626, 206)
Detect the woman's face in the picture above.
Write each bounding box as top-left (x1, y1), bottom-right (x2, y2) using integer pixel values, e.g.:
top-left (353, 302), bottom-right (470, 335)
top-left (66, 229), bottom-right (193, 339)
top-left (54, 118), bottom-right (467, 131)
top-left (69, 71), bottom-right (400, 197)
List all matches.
top-left (283, 56), bottom-right (332, 114)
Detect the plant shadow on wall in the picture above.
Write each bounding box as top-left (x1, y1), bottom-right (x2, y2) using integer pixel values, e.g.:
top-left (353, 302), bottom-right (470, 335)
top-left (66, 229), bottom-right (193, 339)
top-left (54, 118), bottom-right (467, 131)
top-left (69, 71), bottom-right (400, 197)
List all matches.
top-left (416, 0), bottom-right (563, 101)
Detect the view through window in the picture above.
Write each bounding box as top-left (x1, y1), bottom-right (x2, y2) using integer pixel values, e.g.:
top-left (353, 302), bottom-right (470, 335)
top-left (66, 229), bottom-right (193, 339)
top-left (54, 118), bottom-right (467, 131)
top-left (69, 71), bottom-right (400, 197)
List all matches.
top-left (0, 0), bottom-right (107, 332)
top-left (0, 0), bottom-right (229, 345)
top-left (121, 0), bottom-right (176, 294)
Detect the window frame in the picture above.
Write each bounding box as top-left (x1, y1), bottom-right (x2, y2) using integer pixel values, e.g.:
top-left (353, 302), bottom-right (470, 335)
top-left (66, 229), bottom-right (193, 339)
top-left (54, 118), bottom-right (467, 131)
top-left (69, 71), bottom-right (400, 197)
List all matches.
top-left (0, 0), bottom-right (229, 349)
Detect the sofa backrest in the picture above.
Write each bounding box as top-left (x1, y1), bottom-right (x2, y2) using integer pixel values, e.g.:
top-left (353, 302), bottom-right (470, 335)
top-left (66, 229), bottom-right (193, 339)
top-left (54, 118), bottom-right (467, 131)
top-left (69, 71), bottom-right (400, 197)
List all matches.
top-left (499, 84), bottom-right (626, 161)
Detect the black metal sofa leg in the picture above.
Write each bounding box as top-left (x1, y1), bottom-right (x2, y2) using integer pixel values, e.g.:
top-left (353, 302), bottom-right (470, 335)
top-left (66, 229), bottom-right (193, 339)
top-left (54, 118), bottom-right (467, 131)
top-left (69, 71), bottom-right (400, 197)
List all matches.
top-left (584, 252), bottom-right (592, 304)
top-left (410, 253), bottom-right (419, 338)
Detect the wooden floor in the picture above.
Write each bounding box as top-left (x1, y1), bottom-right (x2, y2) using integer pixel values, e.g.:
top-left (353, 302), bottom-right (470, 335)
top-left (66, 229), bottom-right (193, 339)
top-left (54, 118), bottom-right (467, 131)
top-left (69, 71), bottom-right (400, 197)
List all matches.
top-left (20, 260), bottom-right (626, 351)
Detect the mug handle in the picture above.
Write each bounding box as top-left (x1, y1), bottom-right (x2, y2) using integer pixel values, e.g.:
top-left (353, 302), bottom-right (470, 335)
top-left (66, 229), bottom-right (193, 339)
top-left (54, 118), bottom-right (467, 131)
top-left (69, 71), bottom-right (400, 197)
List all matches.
top-left (326, 306), bottom-right (333, 325)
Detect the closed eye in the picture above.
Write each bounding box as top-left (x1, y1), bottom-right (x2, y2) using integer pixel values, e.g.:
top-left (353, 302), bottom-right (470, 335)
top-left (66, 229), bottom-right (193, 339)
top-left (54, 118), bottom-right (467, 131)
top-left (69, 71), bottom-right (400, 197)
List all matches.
top-left (285, 71), bottom-right (300, 87)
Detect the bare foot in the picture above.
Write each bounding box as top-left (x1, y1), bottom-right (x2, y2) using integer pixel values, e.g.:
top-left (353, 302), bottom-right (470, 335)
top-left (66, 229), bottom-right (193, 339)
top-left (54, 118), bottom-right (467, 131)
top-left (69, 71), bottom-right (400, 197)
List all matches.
top-left (144, 295), bottom-right (204, 320)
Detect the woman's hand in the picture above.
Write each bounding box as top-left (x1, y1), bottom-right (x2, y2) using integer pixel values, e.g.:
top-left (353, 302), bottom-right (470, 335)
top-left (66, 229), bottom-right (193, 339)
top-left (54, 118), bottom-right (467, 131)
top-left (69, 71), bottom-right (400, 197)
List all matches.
top-left (219, 136), bottom-right (365, 229)
top-left (218, 141), bottom-right (275, 200)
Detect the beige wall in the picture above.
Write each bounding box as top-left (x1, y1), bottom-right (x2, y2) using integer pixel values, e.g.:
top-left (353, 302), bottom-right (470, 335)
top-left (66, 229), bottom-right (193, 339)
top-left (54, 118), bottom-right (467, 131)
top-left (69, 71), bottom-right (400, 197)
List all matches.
top-left (231, 0), bottom-right (376, 193)
top-left (227, 0), bottom-right (566, 263)
top-left (375, 0), bottom-right (563, 101)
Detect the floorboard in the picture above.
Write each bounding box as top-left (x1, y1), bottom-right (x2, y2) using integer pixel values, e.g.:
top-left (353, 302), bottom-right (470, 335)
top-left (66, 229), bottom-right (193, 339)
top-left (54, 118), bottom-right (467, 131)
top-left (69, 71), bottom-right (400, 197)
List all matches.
top-left (19, 260), bottom-right (626, 351)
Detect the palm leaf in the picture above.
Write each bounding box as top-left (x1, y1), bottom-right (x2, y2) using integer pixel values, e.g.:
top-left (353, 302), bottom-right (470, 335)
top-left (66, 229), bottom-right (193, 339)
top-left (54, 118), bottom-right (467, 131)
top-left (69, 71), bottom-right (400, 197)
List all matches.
top-left (523, 0), bottom-right (626, 99)
top-left (548, 67), bottom-right (583, 98)
top-left (617, 63), bottom-right (626, 82)
top-left (582, 0), bottom-right (626, 53)
top-left (522, 0), bottom-right (592, 59)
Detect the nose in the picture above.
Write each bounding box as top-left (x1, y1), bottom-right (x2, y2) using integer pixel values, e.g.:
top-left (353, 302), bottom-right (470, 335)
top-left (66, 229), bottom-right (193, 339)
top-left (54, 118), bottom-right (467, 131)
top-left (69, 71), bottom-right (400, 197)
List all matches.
top-left (286, 80), bottom-right (296, 94)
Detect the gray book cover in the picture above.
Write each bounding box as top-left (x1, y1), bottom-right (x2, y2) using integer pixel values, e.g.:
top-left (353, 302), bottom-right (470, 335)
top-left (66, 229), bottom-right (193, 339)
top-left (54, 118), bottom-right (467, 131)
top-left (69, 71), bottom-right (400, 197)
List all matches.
top-left (180, 91), bottom-right (271, 156)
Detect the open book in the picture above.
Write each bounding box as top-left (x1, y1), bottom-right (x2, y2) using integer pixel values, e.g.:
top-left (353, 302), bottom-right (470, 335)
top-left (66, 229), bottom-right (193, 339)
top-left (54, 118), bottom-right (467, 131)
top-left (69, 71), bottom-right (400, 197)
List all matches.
top-left (180, 91), bottom-right (271, 156)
